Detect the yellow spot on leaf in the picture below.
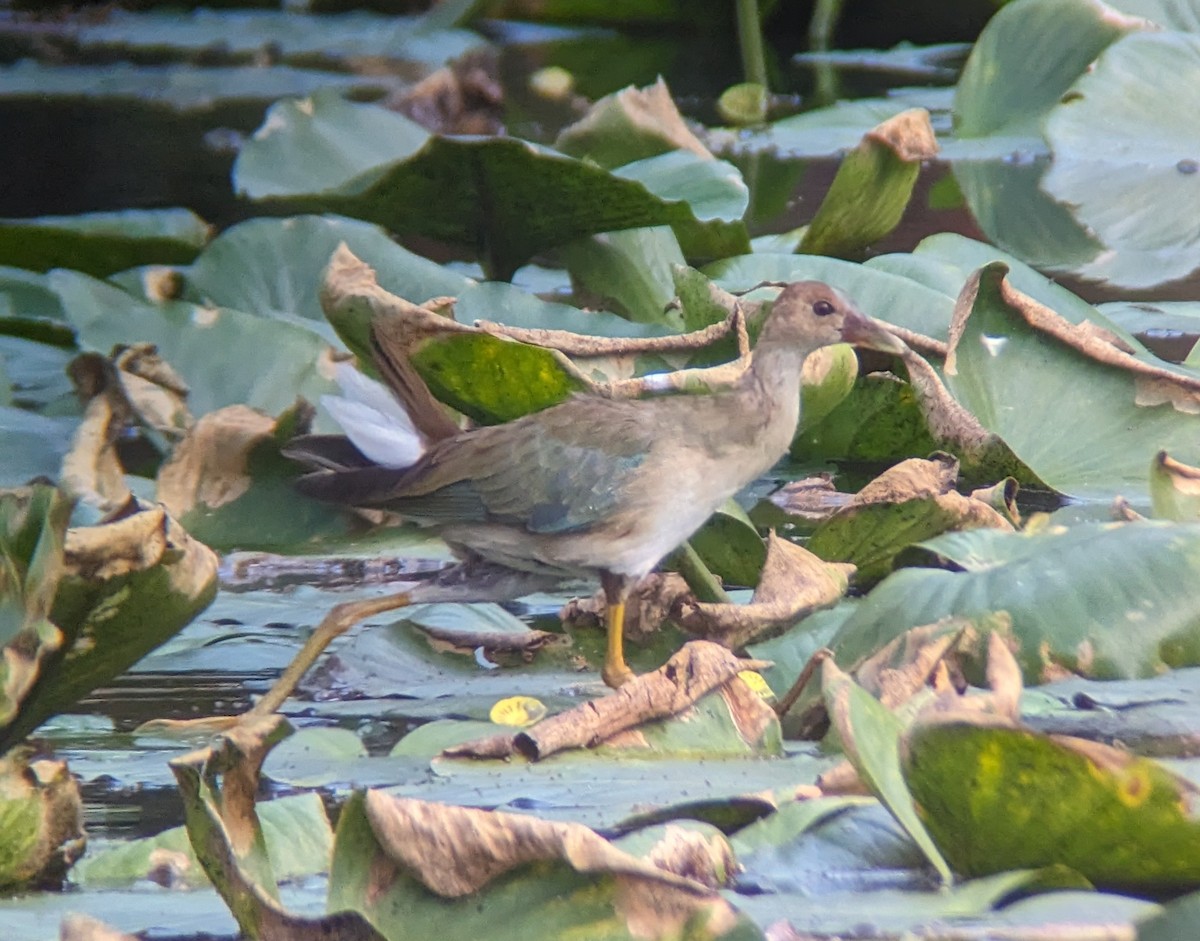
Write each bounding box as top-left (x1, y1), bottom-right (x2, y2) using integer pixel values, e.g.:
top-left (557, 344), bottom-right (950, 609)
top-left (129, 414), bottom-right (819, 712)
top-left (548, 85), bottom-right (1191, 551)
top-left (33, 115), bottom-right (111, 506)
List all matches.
top-left (737, 671), bottom-right (774, 700)
top-left (490, 696), bottom-right (547, 728)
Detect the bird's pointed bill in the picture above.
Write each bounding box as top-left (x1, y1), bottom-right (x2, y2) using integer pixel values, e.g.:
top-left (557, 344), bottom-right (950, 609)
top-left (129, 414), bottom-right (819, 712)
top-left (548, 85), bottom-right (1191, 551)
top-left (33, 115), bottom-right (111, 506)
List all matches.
top-left (840, 310), bottom-right (906, 355)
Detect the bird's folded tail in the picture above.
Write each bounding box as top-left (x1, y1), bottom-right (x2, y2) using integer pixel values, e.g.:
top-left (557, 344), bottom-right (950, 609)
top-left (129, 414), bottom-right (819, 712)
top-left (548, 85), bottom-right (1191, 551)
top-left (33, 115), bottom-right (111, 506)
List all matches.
top-left (315, 361), bottom-right (427, 470)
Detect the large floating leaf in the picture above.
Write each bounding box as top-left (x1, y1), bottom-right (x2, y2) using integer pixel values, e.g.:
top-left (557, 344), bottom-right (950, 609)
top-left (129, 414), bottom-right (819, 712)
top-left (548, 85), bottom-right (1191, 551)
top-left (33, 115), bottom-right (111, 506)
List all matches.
top-left (236, 94), bottom-right (750, 280)
top-left (0, 408), bottom-right (77, 488)
top-left (943, 0), bottom-right (1152, 277)
top-left (0, 61), bottom-right (403, 109)
top-left (830, 521), bottom-right (1200, 684)
top-left (72, 792), bottom-right (332, 890)
top-left (729, 87), bottom-right (954, 158)
top-left (0, 209), bottom-right (208, 278)
top-left (952, 0), bottom-right (1144, 142)
top-left (1042, 30), bottom-right (1200, 288)
top-left (51, 270), bottom-right (336, 419)
top-left (235, 92), bottom-right (430, 199)
top-left (943, 263), bottom-right (1200, 499)
top-left (183, 215), bottom-right (470, 326)
top-left (409, 332), bottom-right (588, 424)
top-left (903, 717), bottom-right (1200, 890)
top-left (60, 9), bottom-right (482, 69)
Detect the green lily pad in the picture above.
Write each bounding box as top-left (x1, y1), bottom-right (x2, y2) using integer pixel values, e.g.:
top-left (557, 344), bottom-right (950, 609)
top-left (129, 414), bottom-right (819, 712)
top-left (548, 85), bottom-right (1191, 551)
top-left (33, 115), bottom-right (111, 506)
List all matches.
top-left (794, 373), bottom-right (940, 464)
top-left (0, 209), bottom-right (208, 278)
top-left (903, 717), bottom-right (1200, 890)
top-left (0, 61), bottom-right (402, 109)
top-left (561, 226), bottom-right (686, 327)
top-left (1139, 889), bottom-right (1200, 939)
top-left (737, 87), bottom-right (955, 158)
top-left (829, 521), bottom-right (1200, 685)
top-left (943, 263), bottom-right (1200, 500)
top-left (234, 91), bottom-right (429, 200)
top-left (1150, 451), bottom-right (1200, 521)
top-left (555, 77), bottom-right (713, 170)
top-left (1041, 30), bottom-right (1200, 288)
top-left (953, 0), bottom-right (1144, 141)
top-left (66, 9), bottom-right (482, 69)
top-left (183, 215), bottom-right (470, 326)
top-left (0, 752), bottom-right (83, 890)
top-left (683, 501), bottom-right (768, 589)
top-left (808, 494), bottom-right (1002, 588)
top-left (0, 487), bottom-right (219, 753)
top-left (51, 270), bottom-right (336, 420)
top-left (236, 94), bottom-right (750, 280)
top-left (0, 266), bottom-right (69, 324)
top-left (0, 408), bottom-right (77, 487)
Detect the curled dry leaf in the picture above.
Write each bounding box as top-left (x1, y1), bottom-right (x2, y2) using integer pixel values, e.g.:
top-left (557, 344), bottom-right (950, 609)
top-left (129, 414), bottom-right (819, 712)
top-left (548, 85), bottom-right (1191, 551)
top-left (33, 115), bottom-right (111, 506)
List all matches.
top-left (560, 572), bottom-right (691, 642)
top-left (854, 618), bottom-right (969, 709)
top-left (62, 345), bottom-right (193, 512)
top-left (677, 533), bottom-right (853, 649)
top-left (388, 49), bottom-right (503, 136)
top-left (851, 453), bottom-right (959, 504)
top-left (363, 792), bottom-right (727, 899)
top-left (555, 77), bottom-right (713, 167)
top-left (156, 403), bottom-right (308, 518)
top-left (645, 824), bottom-right (738, 889)
top-left (170, 716), bottom-right (381, 941)
top-left (479, 309), bottom-right (745, 361)
top-left (969, 477), bottom-right (1021, 527)
top-left (896, 346), bottom-right (1019, 476)
top-left (63, 503), bottom-right (170, 582)
top-left (865, 107), bottom-right (940, 162)
top-left (445, 641), bottom-right (768, 761)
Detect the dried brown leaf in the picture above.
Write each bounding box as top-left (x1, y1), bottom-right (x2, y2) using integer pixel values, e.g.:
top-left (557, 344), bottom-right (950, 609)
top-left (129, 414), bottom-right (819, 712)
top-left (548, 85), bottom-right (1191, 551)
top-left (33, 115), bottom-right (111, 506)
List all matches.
top-left (852, 454), bottom-right (959, 505)
top-left (449, 641), bottom-right (764, 762)
top-left (866, 107), bottom-right (939, 162)
top-left (389, 49), bottom-right (503, 136)
top-left (156, 405), bottom-right (285, 517)
top-left (362, 792), bottom-right (730, 919)
top-left (678, 534), bottom-right (852, 648)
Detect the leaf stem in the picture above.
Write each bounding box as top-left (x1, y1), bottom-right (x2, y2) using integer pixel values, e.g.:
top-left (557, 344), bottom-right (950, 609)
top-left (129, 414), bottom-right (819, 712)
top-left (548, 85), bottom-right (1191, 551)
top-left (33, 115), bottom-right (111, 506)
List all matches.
top-left (735, 0), bottom-right (769, 89)
top-left (674, 540), bottom-right (731, 604)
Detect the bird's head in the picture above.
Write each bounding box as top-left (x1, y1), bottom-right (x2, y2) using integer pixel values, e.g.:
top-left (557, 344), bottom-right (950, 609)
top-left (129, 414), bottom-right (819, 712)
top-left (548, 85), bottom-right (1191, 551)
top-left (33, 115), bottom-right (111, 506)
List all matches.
top-left (757, 281), bottom-right (905, 356)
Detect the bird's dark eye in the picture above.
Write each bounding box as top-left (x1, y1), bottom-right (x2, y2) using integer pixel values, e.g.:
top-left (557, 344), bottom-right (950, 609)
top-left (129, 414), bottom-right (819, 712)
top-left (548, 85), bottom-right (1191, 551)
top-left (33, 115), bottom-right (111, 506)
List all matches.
top-left (812, 299), bottom-right (836, 317)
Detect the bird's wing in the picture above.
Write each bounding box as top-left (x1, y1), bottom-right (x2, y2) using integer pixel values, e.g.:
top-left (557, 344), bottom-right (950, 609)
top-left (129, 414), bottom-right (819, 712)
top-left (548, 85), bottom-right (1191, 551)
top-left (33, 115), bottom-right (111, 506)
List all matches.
top-left (368, 396), bottom-right (661, 533)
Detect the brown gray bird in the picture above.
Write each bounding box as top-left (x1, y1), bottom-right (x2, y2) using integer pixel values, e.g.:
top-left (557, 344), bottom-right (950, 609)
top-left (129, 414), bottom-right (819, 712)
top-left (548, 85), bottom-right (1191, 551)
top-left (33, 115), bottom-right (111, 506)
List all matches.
top-left (285, 281), bottom-right (902, 691)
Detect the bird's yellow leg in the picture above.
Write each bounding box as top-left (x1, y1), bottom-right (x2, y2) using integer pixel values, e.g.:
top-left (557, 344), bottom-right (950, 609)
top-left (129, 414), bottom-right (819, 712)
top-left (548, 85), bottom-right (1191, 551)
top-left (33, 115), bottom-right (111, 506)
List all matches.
top-left (138, 591), bottom-right (415, 735)
top-left (600, 575), bottom-right (636, 688)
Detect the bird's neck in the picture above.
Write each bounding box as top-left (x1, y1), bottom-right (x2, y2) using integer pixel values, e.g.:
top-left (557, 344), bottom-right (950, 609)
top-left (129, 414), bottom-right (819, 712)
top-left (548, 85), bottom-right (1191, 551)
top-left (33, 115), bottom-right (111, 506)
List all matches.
top-left (742, 340), bottom-right (808, 407)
